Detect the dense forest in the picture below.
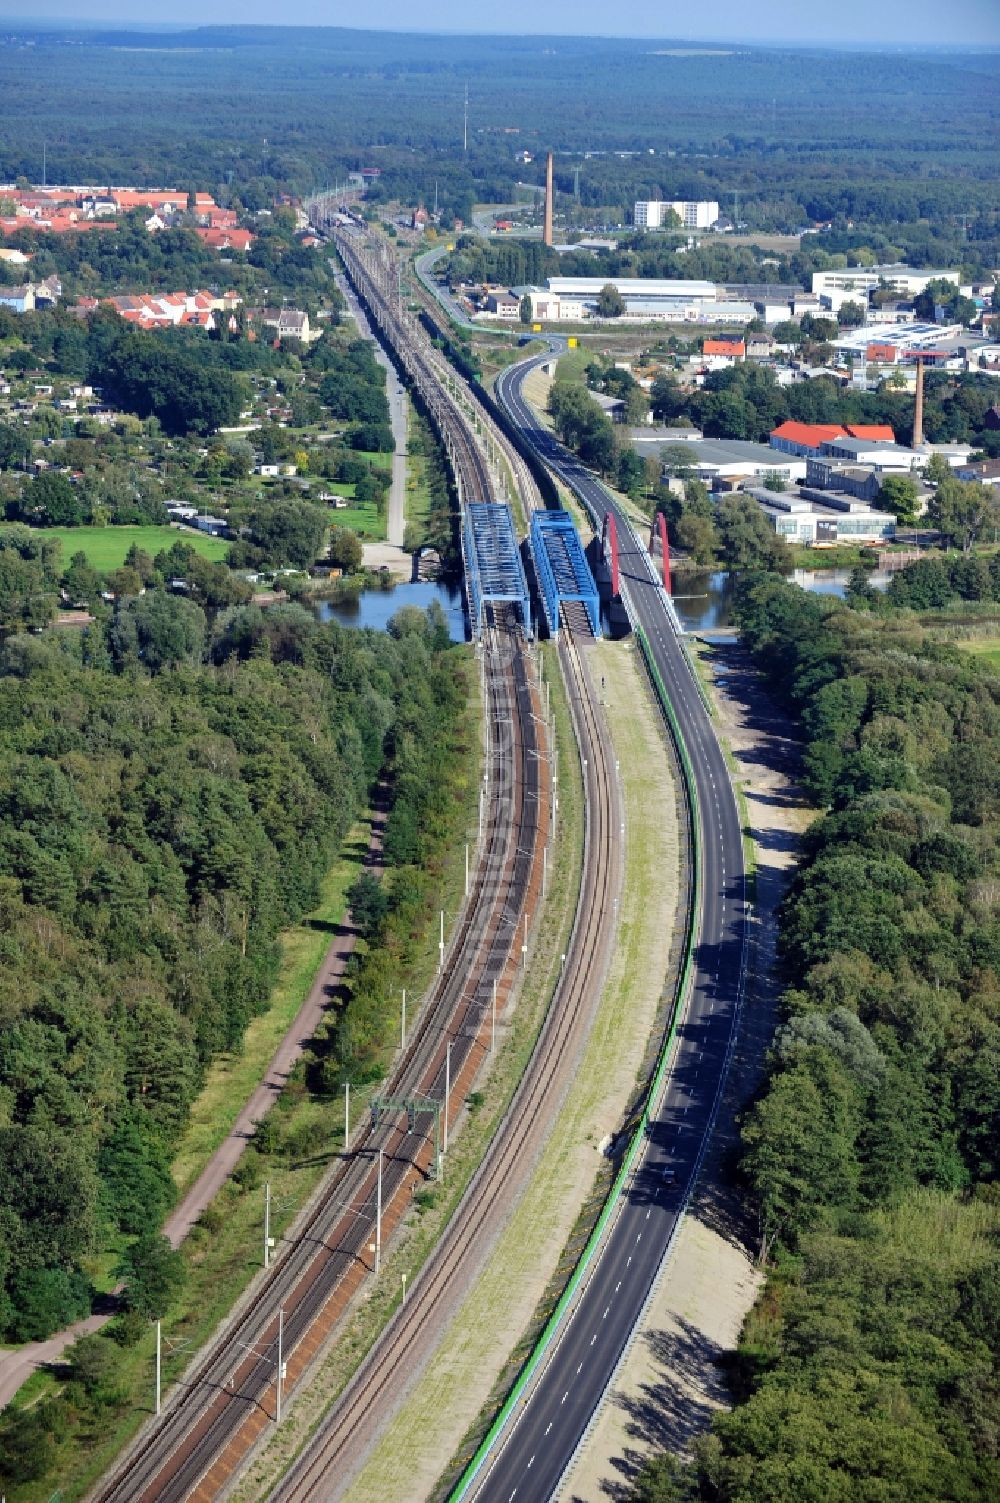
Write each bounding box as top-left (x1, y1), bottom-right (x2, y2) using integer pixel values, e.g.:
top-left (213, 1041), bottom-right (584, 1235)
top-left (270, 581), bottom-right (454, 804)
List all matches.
top-left (0, 25), bottom-right (997, 257)
top-left (628, 578), bottom-right (1000, 1500)
top-left (0, 592), bottom-right (470, 1354)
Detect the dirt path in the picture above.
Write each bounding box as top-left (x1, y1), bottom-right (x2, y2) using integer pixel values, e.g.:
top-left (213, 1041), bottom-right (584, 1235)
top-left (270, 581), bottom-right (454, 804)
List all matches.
top-left (563, 638), bottom-right (814, 1501)
top-left (0, 802), bottom-right (385, 1413)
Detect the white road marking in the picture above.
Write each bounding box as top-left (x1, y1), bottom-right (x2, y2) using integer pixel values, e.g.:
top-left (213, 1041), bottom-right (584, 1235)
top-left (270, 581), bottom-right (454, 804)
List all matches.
top-left (545, 1422), bottom-right (553, 1435)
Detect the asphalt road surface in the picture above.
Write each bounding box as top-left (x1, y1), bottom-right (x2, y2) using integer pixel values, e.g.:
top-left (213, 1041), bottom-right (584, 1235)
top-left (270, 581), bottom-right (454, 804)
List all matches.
top-left (466, 358), bottom-right (749, 1503)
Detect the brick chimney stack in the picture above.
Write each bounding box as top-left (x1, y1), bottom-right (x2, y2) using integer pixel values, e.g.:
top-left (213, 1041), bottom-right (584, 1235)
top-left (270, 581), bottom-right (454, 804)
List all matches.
top-left (912, 356), bottom-right (925, 449)
top-left (543, 152), bottom-right (554, 247)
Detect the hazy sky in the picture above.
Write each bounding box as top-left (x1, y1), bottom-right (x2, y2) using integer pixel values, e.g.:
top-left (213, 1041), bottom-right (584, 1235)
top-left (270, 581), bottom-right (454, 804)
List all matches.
top-left (5, 1), bottom-right (1000, 46)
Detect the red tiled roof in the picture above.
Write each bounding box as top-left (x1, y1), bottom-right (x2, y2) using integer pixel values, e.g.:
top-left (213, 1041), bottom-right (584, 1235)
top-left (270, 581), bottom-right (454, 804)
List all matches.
top-left (845, 424), bottom-right (896, 441)
top-left (770, 421), bottom-right (845, 447)
top-left (703, 339), bottom-right (744, 356)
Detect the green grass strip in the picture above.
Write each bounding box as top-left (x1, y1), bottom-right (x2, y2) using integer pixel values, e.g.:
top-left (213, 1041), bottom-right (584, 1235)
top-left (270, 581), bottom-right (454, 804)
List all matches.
top-left (450, 624), bottom-right (702, 1501)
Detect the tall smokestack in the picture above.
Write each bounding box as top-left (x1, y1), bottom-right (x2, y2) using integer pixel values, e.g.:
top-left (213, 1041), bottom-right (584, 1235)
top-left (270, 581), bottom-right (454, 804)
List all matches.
top-left (912, 356), bottom-right (925, 449)
top-left (543, 152), bottom-right (554, 247)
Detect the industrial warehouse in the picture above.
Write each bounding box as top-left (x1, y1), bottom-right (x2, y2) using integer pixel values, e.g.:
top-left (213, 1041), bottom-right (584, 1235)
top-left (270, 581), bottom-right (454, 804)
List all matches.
top-left (514, 277), bottom-right (764, 324)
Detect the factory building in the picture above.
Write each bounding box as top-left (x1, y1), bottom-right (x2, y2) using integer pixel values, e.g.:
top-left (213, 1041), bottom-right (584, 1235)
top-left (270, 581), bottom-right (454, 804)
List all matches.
top-left (745, 488), bottom-right (897, 545)
top-left (811, 265), bottom-right (960, 300)
top-left (634, 200), bottom-right (720, 230)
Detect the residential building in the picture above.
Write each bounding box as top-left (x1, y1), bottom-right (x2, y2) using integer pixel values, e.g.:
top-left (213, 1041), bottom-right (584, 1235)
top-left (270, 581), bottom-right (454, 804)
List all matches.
top-left (746, 332), bottom-right (776, 360)
top-left (634, 200), bottom-right (720, 230)
top-left (589, 390), bottom-right (626, 422)
top-left (0, 284), bottom-right (34, 313)
top-left (955, 458), bottom-right (1000, 488)
top-left (703, 338), bottom-right (744, 361)
top-left (194, 226), bottom-right (254, 253)
top-left (254, 307), bottom-right (314, 343)
top-left (485, 292), bottom-right (521, 320)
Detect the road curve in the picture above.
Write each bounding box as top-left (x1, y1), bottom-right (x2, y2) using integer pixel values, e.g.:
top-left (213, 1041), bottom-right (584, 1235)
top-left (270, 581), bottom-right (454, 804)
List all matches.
top-left (459, 356), bottom-right (750, 1503)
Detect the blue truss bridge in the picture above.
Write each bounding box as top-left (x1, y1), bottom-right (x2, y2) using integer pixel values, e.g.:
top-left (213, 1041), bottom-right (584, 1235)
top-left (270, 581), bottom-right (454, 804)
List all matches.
top-left (529, 509), bottom-right (601, 639)
top-left (462, 503), bottom-right (533, 639)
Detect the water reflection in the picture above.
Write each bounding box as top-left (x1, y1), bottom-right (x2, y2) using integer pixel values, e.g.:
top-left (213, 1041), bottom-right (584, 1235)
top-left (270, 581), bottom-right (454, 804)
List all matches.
top-left (671, 568), bottom-right (890, 633)
top-left (316, 579), bottom-right (466, 640)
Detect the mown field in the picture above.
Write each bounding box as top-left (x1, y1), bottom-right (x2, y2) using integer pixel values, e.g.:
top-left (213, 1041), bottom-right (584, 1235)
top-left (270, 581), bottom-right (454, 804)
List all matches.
top-left (9, 524), bottom-right (232, 571)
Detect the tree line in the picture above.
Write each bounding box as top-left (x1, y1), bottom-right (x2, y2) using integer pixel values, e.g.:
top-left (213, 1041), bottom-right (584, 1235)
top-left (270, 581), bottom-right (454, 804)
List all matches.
top-left (652, 365), bottom-right (1000, 454)
top-left (0, 589), bottom-right (470, 1382)
top-left (627, 577), bottom-right (1000, 1502)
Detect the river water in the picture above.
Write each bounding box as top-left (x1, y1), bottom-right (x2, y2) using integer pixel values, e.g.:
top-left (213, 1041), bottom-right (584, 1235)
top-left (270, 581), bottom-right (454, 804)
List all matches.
top-left (670, 568), bottom-right (890, 634)
top-left (316, 579), bottom-right (466, 640)
top-left (314, 570), bottom-right (887, 640)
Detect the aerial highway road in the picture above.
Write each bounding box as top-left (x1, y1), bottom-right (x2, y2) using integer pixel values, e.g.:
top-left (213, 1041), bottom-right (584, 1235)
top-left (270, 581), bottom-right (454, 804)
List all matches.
top-left (460, 355), bottom-right (750, 1503)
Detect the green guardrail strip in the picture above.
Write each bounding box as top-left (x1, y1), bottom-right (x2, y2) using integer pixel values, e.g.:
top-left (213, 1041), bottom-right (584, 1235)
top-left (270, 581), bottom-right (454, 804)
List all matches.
top-left (450, 622), bottom-right (702, 1501)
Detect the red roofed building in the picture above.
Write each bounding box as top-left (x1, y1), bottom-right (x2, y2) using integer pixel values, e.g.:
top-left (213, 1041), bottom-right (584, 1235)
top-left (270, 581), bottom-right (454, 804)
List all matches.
top-left (866, 343), bottom-right (898, 363)
top-left (194, 227), bottom-right (254, 253)
top-left (113, 191), bottom-right (189, 213)
top-left (703, 338), bottom-right (745, 359)
top-left (769, 421), bottom-right (846, 456)
top-left (845, 424), bottom-right (896, 442)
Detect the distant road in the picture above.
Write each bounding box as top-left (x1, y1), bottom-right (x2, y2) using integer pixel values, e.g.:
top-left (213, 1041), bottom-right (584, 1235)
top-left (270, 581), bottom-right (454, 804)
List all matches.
top-left (335, 269), bottom-right (408, 547)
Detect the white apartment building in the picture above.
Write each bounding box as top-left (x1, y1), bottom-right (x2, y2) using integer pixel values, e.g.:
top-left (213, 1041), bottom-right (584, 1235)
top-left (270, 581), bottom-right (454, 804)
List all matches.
top-left (634, 200), bottom-right (720, 230)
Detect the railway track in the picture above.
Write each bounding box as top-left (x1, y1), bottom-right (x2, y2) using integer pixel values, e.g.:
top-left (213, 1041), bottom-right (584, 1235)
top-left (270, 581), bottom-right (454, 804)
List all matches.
top-left (88, 235), bottom-right (548, 1503)
top-left (244, 232), bottom-right (623, 1503)
top-left (269, 623), bottom-right (619, 1503)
